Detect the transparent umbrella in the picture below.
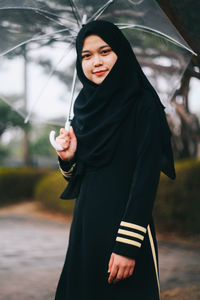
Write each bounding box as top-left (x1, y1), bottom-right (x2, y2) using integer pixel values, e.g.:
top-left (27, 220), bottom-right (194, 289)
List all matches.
top-left (0, 0), bottom-right (197, 150)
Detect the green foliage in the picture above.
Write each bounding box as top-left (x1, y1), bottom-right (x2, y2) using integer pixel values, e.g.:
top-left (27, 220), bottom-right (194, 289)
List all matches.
top-left (0, 100), bottom-right (30, 136)
top-left (34, 158), bottom-right (200, 233)
top-left (35, 171), bottom-right (75, 215)
top-left (154, 158), bottom-right (200, 234)
top-left (2, 158), bottom-right (199, 234)
top-left (30, 125), bottom-right (59, 157)
top-left (0, 167), bottom-right (51, 205)
top-left (0, 145), bottom-right (10, 162)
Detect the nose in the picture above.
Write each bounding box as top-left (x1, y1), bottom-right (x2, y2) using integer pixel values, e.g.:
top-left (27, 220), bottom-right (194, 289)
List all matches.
top-left (93, 54), bottom-right (103, 67)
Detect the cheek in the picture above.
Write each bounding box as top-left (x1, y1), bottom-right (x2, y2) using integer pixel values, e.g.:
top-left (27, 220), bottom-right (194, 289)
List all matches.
top-left (82, 61), bottom-right (91, 77)
top-left (105, 54), bottom-right (117, 69)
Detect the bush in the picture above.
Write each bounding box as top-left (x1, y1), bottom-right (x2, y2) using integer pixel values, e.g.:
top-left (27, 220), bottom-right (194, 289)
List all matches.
top-left (154, 158), bottom-right (200, 234)
top-left (34, 158), bottom-right (200, 234)
top-left (34, 171), bottom-right (75, 215)
top-left (0, 167), bottom-right (51, 206)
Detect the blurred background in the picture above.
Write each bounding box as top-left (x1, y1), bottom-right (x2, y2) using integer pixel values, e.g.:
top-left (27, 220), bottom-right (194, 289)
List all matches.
top-left (0, 0), bottom-right (200, 299)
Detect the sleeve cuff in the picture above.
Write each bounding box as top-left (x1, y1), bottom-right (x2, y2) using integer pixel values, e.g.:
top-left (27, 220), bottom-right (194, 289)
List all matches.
top-left (58, 156), bottom-right (76, 180)
top-left (113, 221), bottom-right (147, 260)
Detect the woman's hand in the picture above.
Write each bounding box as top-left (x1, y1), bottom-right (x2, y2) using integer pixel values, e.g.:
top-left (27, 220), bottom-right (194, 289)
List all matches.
top-left (56, 126), bottom-right (77, 161)
top-left (108, 253), bottom-right (135, 284)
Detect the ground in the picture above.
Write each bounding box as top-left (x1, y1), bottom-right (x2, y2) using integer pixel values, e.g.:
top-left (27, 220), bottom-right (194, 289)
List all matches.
top-left (0, 202), bottom-right (199, 300)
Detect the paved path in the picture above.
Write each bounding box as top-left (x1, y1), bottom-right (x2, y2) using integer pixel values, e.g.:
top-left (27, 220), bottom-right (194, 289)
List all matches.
top-left (159, 239), bottom-right (200, 290)
top-left (0, 205), bottom-right (199, 300)
top-left (0, 214), bottom-right (69, 300)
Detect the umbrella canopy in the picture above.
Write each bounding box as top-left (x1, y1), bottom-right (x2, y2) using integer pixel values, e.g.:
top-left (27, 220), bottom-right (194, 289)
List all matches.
top-left (0, 0), bottom-right (196, 127)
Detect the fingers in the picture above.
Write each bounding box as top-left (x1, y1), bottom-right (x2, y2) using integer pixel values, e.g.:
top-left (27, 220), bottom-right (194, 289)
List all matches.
top-left (68, 126), bottom-right (77, 153)
top-left (108, 265), bottom-right (133, 284)
top-left (57, 127), bottom-right (76, 146)
top-left (56, 127), bottom-right (72, 150)
top-left (112, 265), bottom-right (125, 284)
top-left (108, 263), bottom-right (118, 284)
top-left (60, 128), bottom-right (65, 134)
top-left (123, 267), bottom-right (130, 280)
top-left (129, 266), bottom-right (134, 277)
top-left (69, 125), bottom-right (74, 135)
top-left (56, 135), bottom-right (70, 150)
top-left (55, 126), bottom-right (77, 161)
top-left (59, 128), bottom-right (69, 138)
top-left (59, 126), bottom-right (75, 140)
top-left (108, 253), bottom-right (114, 273)
top-left (69, 126), bottom-right (76, 139)
top-left (107, 253), bottom-right (135, 284)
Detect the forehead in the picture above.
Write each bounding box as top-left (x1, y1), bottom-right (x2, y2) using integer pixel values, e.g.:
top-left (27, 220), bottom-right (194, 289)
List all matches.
top-left (82, 34), bottom-right (109, 51)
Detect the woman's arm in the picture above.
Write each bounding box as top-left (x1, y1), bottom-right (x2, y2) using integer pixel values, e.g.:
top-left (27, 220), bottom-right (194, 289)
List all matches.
top-left (58, 155), bottom-right (77, 181)
top-left (108, 99), bottom-right (163, 284)
top-left (113, 99), bottom-right (163, 260)
top-left (56, 126), bottom-right (77, 181)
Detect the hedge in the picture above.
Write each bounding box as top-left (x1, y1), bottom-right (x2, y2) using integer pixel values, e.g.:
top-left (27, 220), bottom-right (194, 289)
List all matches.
top-left (34, 158), bottom-right (200, 234)
top-left (34, 171), bottom-right (75, 215)
top-left (154, 158), bottom-right (200, 234)
top-left (0, 167), bottom-right (52, 206)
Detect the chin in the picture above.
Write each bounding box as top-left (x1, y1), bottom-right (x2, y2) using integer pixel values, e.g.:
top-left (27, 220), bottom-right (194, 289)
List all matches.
top-left (93, 76), bottom-right (106, 85)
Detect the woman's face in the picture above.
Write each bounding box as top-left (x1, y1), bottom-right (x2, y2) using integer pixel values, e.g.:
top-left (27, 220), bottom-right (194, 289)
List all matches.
top-left (81, 34), bottom-right (118, 85)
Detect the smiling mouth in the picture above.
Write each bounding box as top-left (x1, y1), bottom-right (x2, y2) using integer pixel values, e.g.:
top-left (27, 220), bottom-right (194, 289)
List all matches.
top-left (93, 70), bottom-right (108, 76)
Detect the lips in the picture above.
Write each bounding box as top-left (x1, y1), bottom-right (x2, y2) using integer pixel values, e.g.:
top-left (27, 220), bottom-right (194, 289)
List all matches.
top-left (93, 69), bottom-right (108, 76)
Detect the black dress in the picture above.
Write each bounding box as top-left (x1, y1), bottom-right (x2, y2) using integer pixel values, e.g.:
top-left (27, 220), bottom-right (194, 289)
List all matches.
top-left (55, 95), bottom-right (164, 300)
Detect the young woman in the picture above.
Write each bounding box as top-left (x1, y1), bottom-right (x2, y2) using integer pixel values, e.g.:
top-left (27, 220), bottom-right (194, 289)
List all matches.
top-left (54, 20), bottom-right (176, 300)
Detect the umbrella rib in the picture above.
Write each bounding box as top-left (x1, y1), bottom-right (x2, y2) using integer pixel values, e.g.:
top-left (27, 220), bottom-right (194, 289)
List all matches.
top-left (67, 68), bottom-right (77, 123)
top-left (0, 96), bottom-right (26, 120)
top-left (117, 23), bottom-right (197, 56)
top-left (68, 0), bottom-right (81, 28)
top-left (87, 0), bottom-right (114, 22)
top-left (0, 7), bottom-right (77, 28)
top-left (0, 29), bottom-right (77, 57)
top-left (24, 39), bottom-right (75, 124)
top-left (0, 7), bottom-right (64, 20)
top-left (29, 29), bottom-right (77, 43)
top-left (35, 9), bottom-right (73, 29)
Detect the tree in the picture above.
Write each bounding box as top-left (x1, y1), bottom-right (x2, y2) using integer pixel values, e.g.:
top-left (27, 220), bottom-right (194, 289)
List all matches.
top-left (1, 1), bottom-right (200, 160)
top-left (0, 100), bottom-right (31, 164)
top-left (156, 0), bottom-right (200, 159)
top-left (0, 100), bottom-right (29, 136)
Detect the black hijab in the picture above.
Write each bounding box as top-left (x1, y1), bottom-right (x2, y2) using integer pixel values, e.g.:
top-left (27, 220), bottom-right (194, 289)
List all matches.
top-left (71, 20), bottom-right (176, 180)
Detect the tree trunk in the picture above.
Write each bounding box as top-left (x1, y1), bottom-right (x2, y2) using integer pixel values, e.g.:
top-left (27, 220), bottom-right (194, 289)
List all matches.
top-left (23, 47), bottom-right (31, 166)
top-left (172, 68), bottom-right (200, 159)
top-left (23, 130), bottom-right (31, 166)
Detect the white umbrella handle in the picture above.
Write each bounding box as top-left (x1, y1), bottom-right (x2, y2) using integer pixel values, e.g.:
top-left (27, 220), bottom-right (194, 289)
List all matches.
top-left (49, 120), bottom-right (70, 151)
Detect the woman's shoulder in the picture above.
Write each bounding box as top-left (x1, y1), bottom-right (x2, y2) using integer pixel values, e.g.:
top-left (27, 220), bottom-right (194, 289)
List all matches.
top-left (135, 89), bottom-right (162, 118)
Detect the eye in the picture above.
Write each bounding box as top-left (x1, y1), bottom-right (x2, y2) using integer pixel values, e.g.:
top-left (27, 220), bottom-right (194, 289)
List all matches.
top-left (81, 53), bottom-right (91, 59)
top-left (101, 48), bottom-right (112, 55)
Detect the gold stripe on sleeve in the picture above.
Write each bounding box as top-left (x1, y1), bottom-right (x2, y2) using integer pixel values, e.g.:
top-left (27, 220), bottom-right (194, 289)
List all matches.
top-left (116, 237), bottom-right (141, 248)
top-left (147, 225), bottom-right (160, 298)
top-left (59, 163), bottom-right (76, 179)
top-left (59, 167), bottom-right (73, 179)
top-left (118, 229), bottom-right (144, 240)
top-left (120, 221), bottom-right (146, 233)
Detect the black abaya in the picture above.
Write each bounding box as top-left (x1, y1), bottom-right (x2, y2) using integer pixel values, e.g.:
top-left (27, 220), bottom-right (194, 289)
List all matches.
top-left (55, 20), bottom-right (176, 300)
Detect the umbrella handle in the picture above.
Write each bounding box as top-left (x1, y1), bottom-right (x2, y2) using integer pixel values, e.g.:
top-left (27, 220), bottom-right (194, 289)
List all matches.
top-left (49, 120), bottom-right (71, 151)
top-left (49, 131), bottom-right (63, 151)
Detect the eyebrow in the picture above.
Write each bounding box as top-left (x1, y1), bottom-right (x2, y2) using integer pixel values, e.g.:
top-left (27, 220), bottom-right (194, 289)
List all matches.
top-left (81, 44), bottom-right (110, 53)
